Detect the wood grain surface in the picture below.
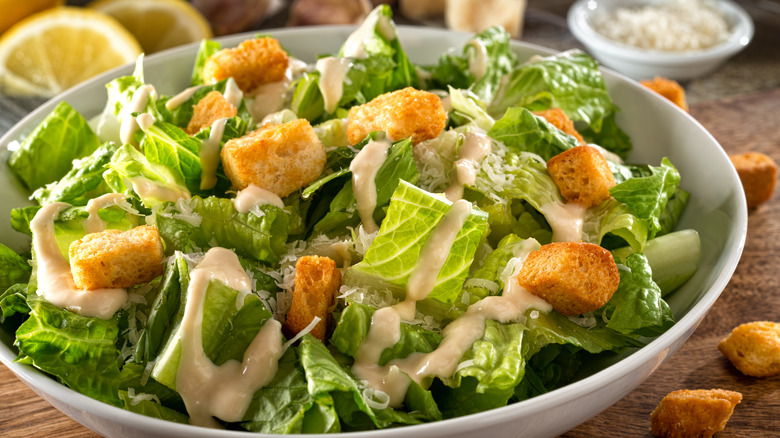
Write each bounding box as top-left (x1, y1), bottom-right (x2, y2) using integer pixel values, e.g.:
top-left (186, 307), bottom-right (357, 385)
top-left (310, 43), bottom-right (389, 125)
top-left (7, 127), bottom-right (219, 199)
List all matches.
top-left (2, 88), bottom-right (779, 438)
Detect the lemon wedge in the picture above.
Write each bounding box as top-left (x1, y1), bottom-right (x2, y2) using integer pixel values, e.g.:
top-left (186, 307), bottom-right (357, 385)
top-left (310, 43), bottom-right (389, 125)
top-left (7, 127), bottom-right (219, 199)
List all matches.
top-left (89, 0), bottom-right (213, 54)
top-left (0, 0), bottom-right (64, 35)
top-left (0, 7), bottom-right (142, 98)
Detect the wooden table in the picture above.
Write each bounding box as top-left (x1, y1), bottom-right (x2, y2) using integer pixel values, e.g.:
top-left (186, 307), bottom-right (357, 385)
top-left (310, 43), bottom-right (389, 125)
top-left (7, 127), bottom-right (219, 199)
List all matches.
top-left (2, 1), bottom-right (779, 437)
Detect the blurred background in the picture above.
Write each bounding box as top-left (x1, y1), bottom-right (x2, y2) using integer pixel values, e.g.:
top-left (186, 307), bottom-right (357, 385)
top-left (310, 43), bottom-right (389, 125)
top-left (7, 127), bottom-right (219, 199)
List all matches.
top-left (1, 0), bottom-right (779, 133)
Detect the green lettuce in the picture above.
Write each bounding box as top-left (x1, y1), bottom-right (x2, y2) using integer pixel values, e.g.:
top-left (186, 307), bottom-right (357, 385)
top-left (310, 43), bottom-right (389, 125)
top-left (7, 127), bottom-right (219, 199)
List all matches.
top-left (488, 106), bottom-right (579, 161)
top-left (349, 182), bottom-right (489, 305)
top-left (599, 253), bottom-right (674, 336)
top-left (15, 293), bottom-right (122, 406)
top-left (307, 135), bottom-right (419, 237)
top-left (31, 142), bottom-right (119, 206)
top-left (8, 101), bottom-right (101, 191)
top-left (154, 196), bottom-right (288, 264)
top-left (429, 26), bottom-right (518, 103)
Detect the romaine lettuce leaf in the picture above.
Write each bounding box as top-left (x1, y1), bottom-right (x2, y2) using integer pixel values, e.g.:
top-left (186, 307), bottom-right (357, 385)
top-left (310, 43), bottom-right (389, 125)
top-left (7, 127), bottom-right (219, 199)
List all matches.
top-left (0, 283), bottom-right (30, 323)
top-left (104, 143), bottom-right (191, 208)
top-left (191, 39), bottom-right (222, 86)
top-left (31, 142), bottom-right (119, 206)
top-left (349, 182), bottom-right (489, 305)
top-left (488, 107), bottom-right (579, 161)
top-left (308, 135), bottom-right (419, 237)
top-left (15, 292), bottom-right (122, 406)
top-left (430, 26), bottom-right (518, 103)
top-left (0, 243), bottom-right (31, 294)
top-left (609, 157), bottom-right (680, 238)
top-left (154, 196), bottom-right (288, 264)
top-left (330, 302), bottom-right (442, 364)
top-left (8, 101), bottom-right (101, 191)
top-left (599, 253), bottom-right (674, 336)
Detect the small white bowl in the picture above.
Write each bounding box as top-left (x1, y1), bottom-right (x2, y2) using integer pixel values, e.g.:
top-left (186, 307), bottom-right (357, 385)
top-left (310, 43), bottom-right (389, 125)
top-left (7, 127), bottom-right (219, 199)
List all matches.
top-left (567, 0), bottom-right (754, 80)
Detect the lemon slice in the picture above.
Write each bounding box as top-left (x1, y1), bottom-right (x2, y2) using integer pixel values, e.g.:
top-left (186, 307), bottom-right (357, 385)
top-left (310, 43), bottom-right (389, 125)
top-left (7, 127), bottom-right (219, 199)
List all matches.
top-left (0, 0), bottom-right (64, 35)
top-left (0, 7), bottom-right (142, 98)
top-left (89, 0), bottom-right (213, 54)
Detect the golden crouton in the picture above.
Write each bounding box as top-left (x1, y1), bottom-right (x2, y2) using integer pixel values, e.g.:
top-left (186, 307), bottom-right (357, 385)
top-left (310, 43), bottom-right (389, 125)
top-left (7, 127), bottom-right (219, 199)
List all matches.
top-left (69, 226), bottom-right (164, 290)
top-left (202, 37), bottom-right (289, 94)
top-left (729, 152), bottom-right (777, 208)
top-left (220, 118), bottom-right (326, 198)
top-left (346, 87), bottom-right (446, 145)
top-left (518, 242), bottom-right (619, 316)
top-left (185, 90), bottom-right (238, 135)
top-left (283, 255), bottom-right (341, 342)
top-left (547, 145), bottom-right (616, 208)
top-left (650, 389), bottom-right (742, 438)
top-left (641, 77), bottom-right (689, 112)
top-left (718, 321), bottom-right (780, 377)
top-left (533, 107), bottom-right (586, 145)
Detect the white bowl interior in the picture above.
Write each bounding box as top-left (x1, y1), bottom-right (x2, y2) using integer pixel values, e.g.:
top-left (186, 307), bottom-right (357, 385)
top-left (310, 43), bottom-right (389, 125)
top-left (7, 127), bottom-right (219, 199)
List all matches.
top-left (0, 25), bottom-right (747, 438)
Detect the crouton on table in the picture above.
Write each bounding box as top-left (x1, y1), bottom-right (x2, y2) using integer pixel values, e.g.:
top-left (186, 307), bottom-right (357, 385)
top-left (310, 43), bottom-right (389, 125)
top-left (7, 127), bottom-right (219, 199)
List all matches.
top-left (640, 76), bottom-right (689, 112)
top-left (517, 241), bottom-right (619, 316)
top-left (547, 145), bottom-right (616, 208)
top-left (284, 255), bottom-right (341, 342)
top-left (650, 389), bottom-right (742, 438)
top-left (346, 87), bottom-right (446, 145)
top-left (533, 107), bottom-right (586, 145)
top-left (221, 118), bottom-right (327, 198)
top-left (202, 37), bottom-right (289, 94)
top-left (729, 152), bottom-right (777, 208)
top-left (718, 321), bottom-right (780, 377)
top-left (186, 90), bottom-right (238, 135)
top-left (69, 225), bottom-right (164, 290)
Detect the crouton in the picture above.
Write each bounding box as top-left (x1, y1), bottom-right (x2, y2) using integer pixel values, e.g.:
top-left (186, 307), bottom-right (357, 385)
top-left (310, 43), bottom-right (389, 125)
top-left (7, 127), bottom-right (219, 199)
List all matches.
top-left (346, 87), bottom-right (446, 145)
top-left (283, 255), bottom-right (341, 342)
top-left (69, 226), bottom-right (164, 290)
top-left (547, 145), bottom-right (616, 208)
top-left (641, 77), bottom-right (689, 112)
top-left (202, 37), bottom-right (289, 94)
top-left (220, 118), bottom-right (326, 197)
top-left (533, 107), bottom-right (586, 145)
top-left (729, 152), bottom-right (777, 208)
top-left (517, 242), bottom-right (619, 316)
top-left (185, 90), bottom-right (238, 135)
top-left (718, 321), bottom-right (780, 377)
top-left (650, 389), bottom-right (742, 438)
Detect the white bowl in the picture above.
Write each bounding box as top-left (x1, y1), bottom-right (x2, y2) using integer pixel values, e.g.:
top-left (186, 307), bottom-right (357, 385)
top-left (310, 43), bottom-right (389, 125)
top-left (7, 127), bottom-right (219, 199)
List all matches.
top-left (567, 0), bottom-right (754, 80)
top-left (0, 25), bottom-right (747, 438)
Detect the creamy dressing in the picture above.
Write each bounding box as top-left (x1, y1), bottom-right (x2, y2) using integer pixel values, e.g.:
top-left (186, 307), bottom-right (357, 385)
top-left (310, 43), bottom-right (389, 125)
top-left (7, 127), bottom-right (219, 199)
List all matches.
top-left (129, 176), bottom-right (191, 204)
top-left (30, 200), bottom-right (128, 320)
top-left (165, 85), bottom-right (204, 111)
top-left (232, 184), bottom-right (285, 212)
top-left (444, 132), bottom-right (492, 202)
top-left (342, 10), bottom-right (394, 58)
top-left (176, 247), bottom-right (284, 427)
top-left (247, 58), bottom-right (306, 121)
top-left (199, 118), bottom-right (228, 190)
top-left (467, 39), bottom-right (488, 80)
top-left (352, 239), bottom-right (551, 407)
top-left (83, 193), bottom-right (127, 234)
top-left (316, 57), bottom-right (352, 114)
top-left (223, 77), bottom-right (243, 109)
top-left (399, 199), bottom-right (472, 320)
top-left (539, 201), bottom-right (587, 242)
top-left (350, 139), bottom-right (392, 233)
top-left (120, 84), bottom-right (157, 146)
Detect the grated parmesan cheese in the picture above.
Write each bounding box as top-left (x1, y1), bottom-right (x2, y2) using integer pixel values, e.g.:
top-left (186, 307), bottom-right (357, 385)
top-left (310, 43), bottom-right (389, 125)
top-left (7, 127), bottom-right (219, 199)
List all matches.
top-left (591, 0), bottom-right (731, 51)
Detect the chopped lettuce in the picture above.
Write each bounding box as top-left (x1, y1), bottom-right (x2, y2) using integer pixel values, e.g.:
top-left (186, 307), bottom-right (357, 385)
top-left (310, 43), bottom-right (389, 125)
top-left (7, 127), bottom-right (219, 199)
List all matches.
top-left (349, 182), bottom-right (489, 306)
top-left (8, 101), bottom-right (101, 191)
